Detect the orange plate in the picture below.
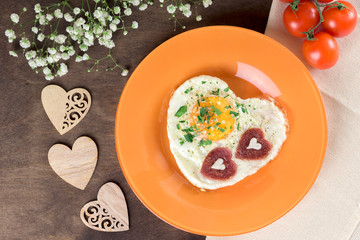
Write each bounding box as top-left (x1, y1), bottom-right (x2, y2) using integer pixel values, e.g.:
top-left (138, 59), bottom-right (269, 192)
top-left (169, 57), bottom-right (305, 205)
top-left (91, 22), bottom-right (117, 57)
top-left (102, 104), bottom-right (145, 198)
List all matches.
top-left (115, 26), bottom-right (327, 236)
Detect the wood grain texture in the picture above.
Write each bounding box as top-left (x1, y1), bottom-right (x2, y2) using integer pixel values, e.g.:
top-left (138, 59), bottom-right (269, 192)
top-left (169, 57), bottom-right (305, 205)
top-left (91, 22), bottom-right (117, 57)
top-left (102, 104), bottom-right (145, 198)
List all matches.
top-left (41, 85), bottom-right (91, 135)
top-left (80, 182), bottom-right (129, 232)
top-left (48, 136), bottom-right (97, 190)
top-left (0, 0), bottom-right (272, 239)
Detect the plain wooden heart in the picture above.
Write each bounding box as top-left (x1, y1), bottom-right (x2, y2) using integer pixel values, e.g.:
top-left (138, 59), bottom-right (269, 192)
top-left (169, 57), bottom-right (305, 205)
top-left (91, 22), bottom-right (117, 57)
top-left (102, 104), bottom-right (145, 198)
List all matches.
top-left (41, 85), bottom-right (91, 135)
top-left (48, 136), bottom-right (97, 190)
top-left (80, 182), bottom-right (129, 232)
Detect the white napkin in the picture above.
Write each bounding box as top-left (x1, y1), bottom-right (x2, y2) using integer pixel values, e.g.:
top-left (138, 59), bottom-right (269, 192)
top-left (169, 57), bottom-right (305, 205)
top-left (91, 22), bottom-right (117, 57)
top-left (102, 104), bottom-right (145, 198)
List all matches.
top-left (207, 1), bottom-right (360, 239)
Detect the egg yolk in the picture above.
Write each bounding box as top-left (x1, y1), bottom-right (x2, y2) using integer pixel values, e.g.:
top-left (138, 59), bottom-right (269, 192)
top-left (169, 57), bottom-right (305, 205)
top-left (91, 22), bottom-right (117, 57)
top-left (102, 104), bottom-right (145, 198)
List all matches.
top-left (189, 96), bottom-right (235, 141)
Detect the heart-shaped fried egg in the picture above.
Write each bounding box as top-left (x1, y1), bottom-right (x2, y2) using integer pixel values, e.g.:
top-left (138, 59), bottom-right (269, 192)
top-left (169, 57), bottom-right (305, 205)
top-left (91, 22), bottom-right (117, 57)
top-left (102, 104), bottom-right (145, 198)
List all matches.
top-left (167, 75), bottom-right (288, 190)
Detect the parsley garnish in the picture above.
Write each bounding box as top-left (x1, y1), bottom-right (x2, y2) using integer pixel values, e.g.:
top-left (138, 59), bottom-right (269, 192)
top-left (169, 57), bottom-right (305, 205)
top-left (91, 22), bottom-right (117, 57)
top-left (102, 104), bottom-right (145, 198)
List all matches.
top-left (197, 116), bottom-right (205, 124)
top-left (224, 94), bottom-right (229, 98)
top-left (219, 128), bottom-right (225, 132)
top-left (215, 122), bottom-right (221, 126)
top-left (237, 123), bottom-right (240, 130)
top-left (202, 81), bottom-right (206, 84)
top-left (184, 87), bottom-right (193, 94)
top-left (199, 139), bottom-right (212, 147)
top-left (182, 127), bottom-right (194, 133)
top-left (211, 105), bottom-right (222, 115)
top-left (184, 134), bottom-right (194, 143)
top-left (241, 106), bottom-right (248, 114)
top-left (224, 87), bottom-right (229, 92)
top-left (230, 111), bottom-right (239, 117)
top-left (177, 124), bottom-right (180, 130)
top-left (200, 107), bottom-right (208, 117)
top-left (179, 138), bottom-right (185, 145)
top-left (236, 102), bottom-right (241, 108)
top-left (211, 88), bottom-right (220, 96)
top-left (225, 105), bottom-right (232, 109)
top-left (197, 100), bottom-right (200, 106)
top-left (175, 105), bottom-right (187, 117)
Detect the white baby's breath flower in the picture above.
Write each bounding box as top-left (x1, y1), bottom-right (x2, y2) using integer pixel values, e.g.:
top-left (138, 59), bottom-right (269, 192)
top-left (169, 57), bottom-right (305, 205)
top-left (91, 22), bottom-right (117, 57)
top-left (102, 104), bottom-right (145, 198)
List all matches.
top-left (79, 44), bottom-right (88, 52)
top-left (47, 47), bottom-right (57, 55)
top-left (94, 0), bottom-right (101, 3)
top-left (123, 30), bottom-right (128, 36)
top-left (5, 29), bottom-right (16, 41)
top-left (94, 25), bottom-right (103, 35)
top-left (167, 5), bottom-right (177, 14)
top-left (61, 52), bottom-right (70, 60)
top-left (64, 13), bottom-right (74, 22)
top-left (121, 69), bottom-right (129, 76)
top-left (82, 53), bottom-right (90, 61)
top-left (129, 0), bottom-right (140, 6)
top-left (28, 59), bottom-right (37, 69)
top-left (98, 37), bottom-right (106, 46)
top-left (66, 26), bottom-right (74, 34)
top-left (57, 63), bottom-right (68, 77)
top-left (159, 0), bottom-right (164, 3)
top-left (105, 40), bottom-right (115, 49)
top-left (114, 6), bottom-right (121, 14)
top-left (43, 67), bottom-right (51, 75)
top-left (39, 15), bottom-right (46, 25)
top-left (37, 33), bottom-right (45, 42)
top-left (183, 9), bottom-right (192, 17)
top-left (102, 30), bottom-right (112, 40)
top-left (203, 0), bottom-right (213, 8)
top-left (74, 17), bottom-right (85, 27)
top-left (25, 50), bottom-right (36, 60)
top-left (34, 4), bottom-right (42, 13)
top-left (83, 38), bottom-right (94, 47)
top-left (53, 53), bottom-right (61, 62)
top-left (85, 31), bottom-right (94, 40)
top-left (68, 47), bottom-right (75, 56)
top-left (35, 57), bottom-right (47, 67)
top-left (55, 34), bottom-right (67, 44)
top-left (45, 74), bottom-right (54, 81)
top-left (112, 18), bottom-right (120, 25)
top-left (110, 23), bottom-right (117, 32)
top-left (9, 51), bottom-right (18, 57)
top-left (124, 8), bottom-right (132, 16)
top-left (59, 45), bottom-right (66, 52)
top-left (20, 37), bottom-right (31, 49)
top-left (73, 7), bottom-right (81, 15)
top-left (131, 21), bottom-right (138, 29)
top-left (54, 9), bottom-right (63, 18)
top-left (31, 27), bottom-right (38, 34)
top-left (139, 4), bottom-right (148, 11)
top-left (83, 24), bottom-right (90, 31)
top-left (46, 14), bottom-right (53, 21)
top-left (75, 55), bottom-right (83, 62)
top-left (10, 13), bottom-right (20, 23)
top-left (196, 15), bottom-right (202, 21)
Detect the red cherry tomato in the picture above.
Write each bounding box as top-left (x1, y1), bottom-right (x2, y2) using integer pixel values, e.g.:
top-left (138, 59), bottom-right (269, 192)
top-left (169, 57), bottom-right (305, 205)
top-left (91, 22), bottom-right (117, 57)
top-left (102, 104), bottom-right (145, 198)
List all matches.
top-left (317, 0), bottom-right (334, 3)
top-left (283, 0), bottom-right (320, 38)
top-left (322, 1), bottom-right (357, 37)
top-left (302, 32), bottom-right (339, 69)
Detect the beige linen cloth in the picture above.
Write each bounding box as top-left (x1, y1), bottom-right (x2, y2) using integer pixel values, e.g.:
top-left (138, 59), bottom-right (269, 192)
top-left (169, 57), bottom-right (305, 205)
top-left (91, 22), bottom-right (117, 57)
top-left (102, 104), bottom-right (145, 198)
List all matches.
top-left (207, 1), bottom-right (360, 239)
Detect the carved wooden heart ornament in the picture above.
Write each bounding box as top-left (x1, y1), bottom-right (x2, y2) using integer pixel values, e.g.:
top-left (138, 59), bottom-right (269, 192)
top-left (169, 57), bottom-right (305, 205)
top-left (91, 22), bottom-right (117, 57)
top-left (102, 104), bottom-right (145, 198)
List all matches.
top-left (41, 85), bottom-right (91, 135)
top-left (48, 136), bottom-right (97, 190)
top-left (80, 182), bottom-right (129, 232)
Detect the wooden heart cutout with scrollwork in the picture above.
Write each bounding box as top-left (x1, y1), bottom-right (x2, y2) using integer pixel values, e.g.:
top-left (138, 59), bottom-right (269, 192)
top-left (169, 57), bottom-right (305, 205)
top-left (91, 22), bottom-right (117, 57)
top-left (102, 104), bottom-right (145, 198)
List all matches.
top-left (41, 85), bottom-right (91, 135)
top-left (80, 182), bottom-right (129, 232)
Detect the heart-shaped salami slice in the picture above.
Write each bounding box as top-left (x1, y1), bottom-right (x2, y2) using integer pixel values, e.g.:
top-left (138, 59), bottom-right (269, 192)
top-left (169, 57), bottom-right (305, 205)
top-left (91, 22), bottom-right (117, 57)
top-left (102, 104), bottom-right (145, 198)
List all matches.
top-left (236, 128), bottom-right (272, 160)
top-left (200, 147), bottom-right (237, 180)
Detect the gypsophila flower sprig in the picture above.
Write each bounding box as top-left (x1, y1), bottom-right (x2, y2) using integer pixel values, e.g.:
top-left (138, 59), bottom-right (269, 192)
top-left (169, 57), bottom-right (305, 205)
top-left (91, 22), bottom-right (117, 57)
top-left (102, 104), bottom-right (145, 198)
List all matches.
top-left (6, 0), bottom-right (214, 80)
top-left (161, 0), bottom-right (213, 29)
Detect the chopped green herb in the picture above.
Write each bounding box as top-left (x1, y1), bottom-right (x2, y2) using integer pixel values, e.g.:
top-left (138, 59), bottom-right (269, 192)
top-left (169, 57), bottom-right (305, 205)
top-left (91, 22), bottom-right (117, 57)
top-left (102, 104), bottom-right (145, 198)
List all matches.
top-left (253, 108), bottom-right (256, 110)
top-left (225, 105), bottom-right (232, 109)
top-left (197, 116), bottom-right (205, 124)
top-left (215, 122), bottom-right (221, 126)
top-left (241, 107), bottom-right (248, 114)
top-left (236, 102), bottom-right (241, 108)
top-left (211, 88), bottom-right (220, 96)
top-left (179, 138), bottom-right (185, 145)
top-left (237, 123), bottom-right (240, 130)
top-left (197, 100), bottom-right (200, 106)
top-left (207, 126), bottom-right (212, 130)
top-left (184, 87), bottom-right (193, 94)
top-left (202, 81), bottom-right (206, 84)
top-left (182, 127), bottom-right (194, 133)
top-left (224, 94), bottom-right (229, 98)
top-left (200, 94), bottom-right (204, 97)
top-left (219, 128), bottom-right (225, 132)
top-left (177, 124), bottom-right (180, 130)
top-left (179, 120), bottom-right (185, 123)
top-left (230, 111), bottom-right (239, 117)
top-left (200, 107), bottom-right (208, 117)
top-left (184, 134), bottom-right (194, 143)
top-left (175, 105), bottom-right (187, 117)
top-left (224, 87), bottom-right (229, 92)
top-left (230, 126), bottom-right (232, 129)
top-left (199, 139), bottom-right (212, 147)
top-left (211, 105), bottom-right (222, 115)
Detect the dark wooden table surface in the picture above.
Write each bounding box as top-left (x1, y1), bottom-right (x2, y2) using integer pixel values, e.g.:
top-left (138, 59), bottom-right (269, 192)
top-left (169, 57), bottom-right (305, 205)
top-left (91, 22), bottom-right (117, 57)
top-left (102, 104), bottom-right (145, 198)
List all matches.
top-left (0, 0), bottom-right (272, 239)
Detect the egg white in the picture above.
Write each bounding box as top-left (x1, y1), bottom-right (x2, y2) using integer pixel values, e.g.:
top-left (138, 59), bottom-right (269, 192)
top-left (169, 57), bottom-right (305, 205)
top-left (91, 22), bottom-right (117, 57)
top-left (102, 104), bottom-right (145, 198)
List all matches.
top-left (167, 75), bottom-right (288, 190)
